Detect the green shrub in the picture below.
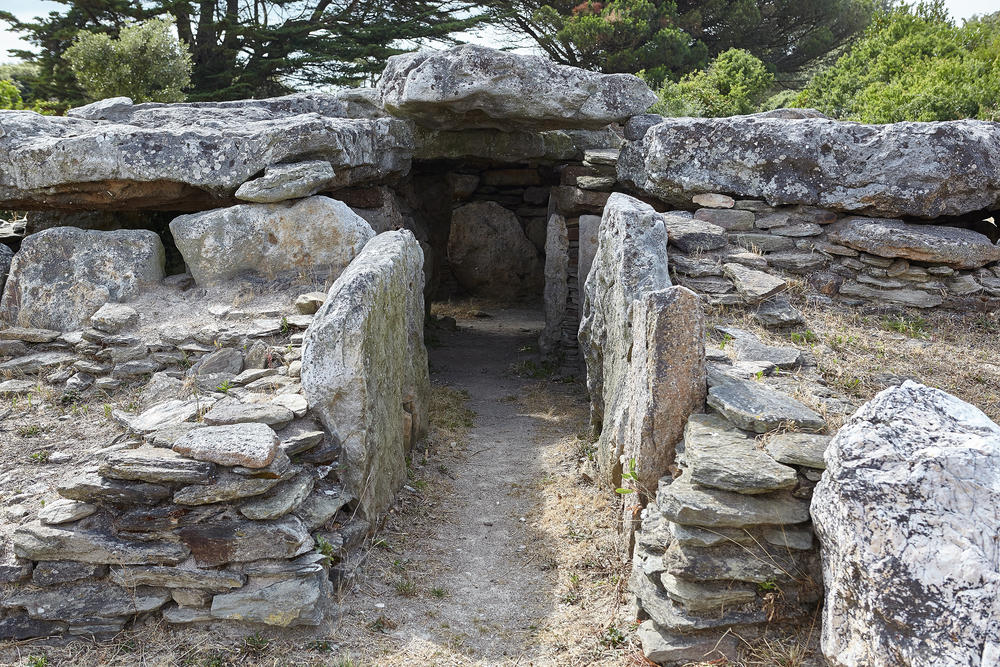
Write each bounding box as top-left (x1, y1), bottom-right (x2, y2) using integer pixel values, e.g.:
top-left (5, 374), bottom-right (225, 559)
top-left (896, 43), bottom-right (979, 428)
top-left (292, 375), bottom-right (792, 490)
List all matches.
top-left (650, 48), bottom-right (774, 117)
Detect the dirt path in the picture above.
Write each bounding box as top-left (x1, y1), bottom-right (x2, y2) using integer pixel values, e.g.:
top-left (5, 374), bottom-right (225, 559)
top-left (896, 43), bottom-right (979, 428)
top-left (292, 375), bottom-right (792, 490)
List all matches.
top-left (330, 305), bottom-right (636, 666)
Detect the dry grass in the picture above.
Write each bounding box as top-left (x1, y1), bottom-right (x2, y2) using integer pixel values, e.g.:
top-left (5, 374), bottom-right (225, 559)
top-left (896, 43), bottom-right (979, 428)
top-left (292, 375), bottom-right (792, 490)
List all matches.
top-left (711, 297), bottom-right (1000, 426)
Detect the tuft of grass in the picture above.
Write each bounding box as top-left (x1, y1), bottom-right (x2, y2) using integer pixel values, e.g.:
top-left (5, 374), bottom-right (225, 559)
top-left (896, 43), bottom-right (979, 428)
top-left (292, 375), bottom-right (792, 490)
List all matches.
top-left (741, 634), bottom-right (813, 667)
top-left (243, 632), bottom-right (270, 654)
top-left (881, 313), bottom-right (930, 338)
top-left (430, 586), bottom-right (447, 599)
top-left (394, 578), bottom-right (417, 597)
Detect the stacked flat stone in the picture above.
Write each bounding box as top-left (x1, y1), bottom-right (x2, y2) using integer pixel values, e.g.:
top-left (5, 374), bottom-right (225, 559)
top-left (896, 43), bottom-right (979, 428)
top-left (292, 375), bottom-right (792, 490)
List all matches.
top-left (657, 196), bottom-right (1000, 311)
top-left (0, 322), bottom-right (360, 639)
top-left (631, 329), bottom-right (833, 665)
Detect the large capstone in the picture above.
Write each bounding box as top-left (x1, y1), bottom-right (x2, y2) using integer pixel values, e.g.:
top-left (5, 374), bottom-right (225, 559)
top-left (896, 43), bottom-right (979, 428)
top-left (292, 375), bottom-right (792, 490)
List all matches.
top-left (301, 230), bottom-right (429, 520)
top-left (0, 227), bottom-right (164, 330)
top-left (378, 44), bottom-right (656, 131)
top-left (447, 200), bottom-right (542, 299)
top-left (812, 381), bottom-right (1000, 666)
top-left (619, 115), bottom-right (1000, 218)
top-left (169, 196), bottom-right (375, 286)
top-left (0, 94), bottom-right (413, 210)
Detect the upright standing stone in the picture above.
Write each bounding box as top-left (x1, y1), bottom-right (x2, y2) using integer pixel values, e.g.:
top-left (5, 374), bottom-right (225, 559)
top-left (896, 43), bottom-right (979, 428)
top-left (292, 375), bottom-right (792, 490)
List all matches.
top-left (301, 231), bottom-right (429, 520)
top-left (540, 214), bottom-right (569, 355)
top-left (812, 381), bottom-right (1000, 666)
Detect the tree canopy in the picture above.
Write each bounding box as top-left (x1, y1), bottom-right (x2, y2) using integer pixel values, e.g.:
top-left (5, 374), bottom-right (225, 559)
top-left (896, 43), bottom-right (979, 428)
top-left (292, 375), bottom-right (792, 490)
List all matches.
top-left (486, 0), bottom-right (873, 86)
top-left (796, 1), bottom-right (1000, 122)
top-left (63, 17), bottom-right (192, 103)
top-left (1, 0), bottom-right (486, 104)
top-left (650, 48), bottom-right (773, 117)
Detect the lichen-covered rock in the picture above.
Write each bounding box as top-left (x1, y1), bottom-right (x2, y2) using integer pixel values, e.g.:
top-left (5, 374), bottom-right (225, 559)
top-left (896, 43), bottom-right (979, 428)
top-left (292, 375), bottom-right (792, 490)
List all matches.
top-left (0, 94), bottom-right (413, 210)
top-left (302, 231), bottom-right (429, 520)
top-left (579, 193), bottom-right (671, 482)
top-left (828, 217), bottom-right (1000, 270)
top-left (619, 115), bottom-right (1000, 218)
top-left (14, 522), bottom-right (189, 565)
top-left (169, 196), bottom-right (375, 286)
top-left (235, 160), bottom-right (335, 203)
top-left (378, 44), bottom-right (656, 131)
top-left (0, 228), bottom-right (164, 330)
top-left (812, 381), bottom-right (1000, 667)
top-left (447, 201), bottom-right (542, 299)
top-left (0, 244), bottom-right (11, 296)
top-left (172, 423), bottom-right (279, 469)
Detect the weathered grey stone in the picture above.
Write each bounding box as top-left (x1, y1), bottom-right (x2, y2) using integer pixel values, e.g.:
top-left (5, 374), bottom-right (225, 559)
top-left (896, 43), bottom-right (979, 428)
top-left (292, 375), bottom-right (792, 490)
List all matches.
top-left (32, 561), bottom-right (107, 586)
top-left (730, 232), bottom-right (797, 254)
top-left (664, 214), bottom-right (728, 253)
top-left (620, 115), bottom-right (1000, 218)
top-left (170, 196), bottom-right (375, 286)
top-left (0, 327), bottom-right (59, 343)
top-left (110, 566), bottom-right (244, 590)
top-left (302, 231), bottom-right (429, 520)
top-left (540, 214), bottom-right (569, 355)
top-left (57, 469), bottom-right (170, 506)
top-left (578, 193), bottom-right (670, 483)
top-left (235, 160), bottom-right (335, 203)
top-left (634, 570), bottom-right (766, 630)
top-left (14, 522), bottom-right (189, 564)
top-left (694, 208), bottom-right (754, 231)
top-left (838, 280), bottom-right (944, 308)
top-left (295, 486), bottom-right (353, 530)
top-left (189, 347), bottom-right (243, 377)
top-left (765, 432), bottom-right (831, 469)
top-left (723, 263), bottom-right (786, 302)
top-left (0, 351), bottom-right (76, 375)
top-left (114, 398), bottom-right (203, 434)
top-left (671, 522), bottom-right (754, 548)
top-left (670, 254), bottom-right (723, 277)
top-left (576, 175), bottom-right (616, 191)
top-left (295, 291), bottom-right (327, 315)
top-left (100, 446), bottom-right (215, 484)
top-left (828, 217), bottom-right (1000, 270)
top-left (716, 326), bottom-right (803, 369)
top-left (177, 516), bottom-right (312, 566)
top-left (173, 423), bottom-right (279, 469)
top-left (812, 381), bottom-right (1000, 667)
top-left (692, 193), bottom-right (735, 208)
top-left (658, 473), bottom-right (810, 528)
top-left (239, 471), bottom-right (314, 520)
top-left (378, 44), bottom-right (655, 131)
top-left (578, 214), bottom-right (601, 300)
top-left (763, 524), bottom-right (814, 550)
top-left (203, 397), bottom-right (294, 429)
top-left (754, 296), bottom-right (805, 328)
top-left (0, 615), bottom-right (66, 640)
top-left (89, 303), bottom-right (138, 333)
top-left (660, 573), bottom-right (757, 611)
top-left (637, 620), bottom-right (738, 665)
top-left (0, 379), bottom-right (35, 396)
top-left (447, 201), bottom-right (541, 299)
top-left (0, 244), bottom-right (11, 296)
top-left (110, 358), bottom-right (164, 378)
top-left (0, 95), bottom-right (413, 210)
top-left (173, 471), bottom-right (283, 505)
top-left (766, 251), bottom-right (828, 273)
top-left (171, 589), bottom-right (213, 608)
top-left (2, 581), bottom-right (170, 621)
top-left (38, 498), bottom-right (97, 525)
top-left (210, 565), bottom-right (331, 626)
top-left (662, 539), bottom-right (816, 586)
top-left (708, 379), bottom-right (825, 433)
top-left (682, 414), bottom-right (798, 494)
top-left (0, 228), bottom-right (164, 330)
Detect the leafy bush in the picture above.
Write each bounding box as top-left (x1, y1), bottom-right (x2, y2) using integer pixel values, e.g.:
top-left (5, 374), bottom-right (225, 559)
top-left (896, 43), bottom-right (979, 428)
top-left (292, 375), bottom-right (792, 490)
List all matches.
top-left (0, 79), bottom-right (23, 109)
top-left (796, 1), bottom-right (1000, 121)
top-left (63, 17), bottom-right (192, 103)
top-left (650, 48), bottom-right (774, 117)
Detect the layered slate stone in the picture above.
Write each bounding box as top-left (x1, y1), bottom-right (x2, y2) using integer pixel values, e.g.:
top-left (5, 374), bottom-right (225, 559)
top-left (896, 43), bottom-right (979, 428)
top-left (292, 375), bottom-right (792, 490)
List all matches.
top-left (0, 228), bottom-right (164, 330)
top-left (2, 582), bottom-right (170, 621)
top-left (765, 432), bottom-right (831, 469)
top-left (540, 214), bottom-right (569, 355)
top-left (619, 115), bottom-right (1000, 218)
top-left (723, 263), bottom-right (787, 302)
top-left (14, 522), bottom-right (189, 565)
top-left (812, 381), bottom-right (1000, 666)
top-left (234, 160), bottom-right (335, 203)
top-left (173, 471), bottom-right (284, 505)
top-left (707, 379), bottom-right (825, 433)
top-left (657, 473), bottom-right (810, 528)
top-left (377, 44), bottom-right (656, 131)
top-left (209, 556), bottom-right (331, 627)
top-left (827, 217), bottom-right (1000, 270)
top-left (170, 196), bottom-right (375, 286)
top-left (109, 566), bottom-right (244, 591)
top-left (302, 230), bottom-right (429, 520)
top-left (177, 517), bottom-right (312, 566)
top-left (99, 446), bottom-right (215, 485)
top-left (681, 414), bottom-right (798, 494)
top-left (57, 469), bottom-right (171, 506)
top-left (716, 326), bottom-right (803, 369)
top-left (38, 499), bottom-right (97, 525)
top-left (113, 398), bottom-right (203, 434)
top-left (172, 423), bottom-right (279, 469)
top-left (239, 472), bottom-right (315, 520)
top-left (664, 214), bottom-right (727, 253)
top-left (0, 94), bottom-right (413, 210)
top-left (202, 398), bottom-right (294, 429)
